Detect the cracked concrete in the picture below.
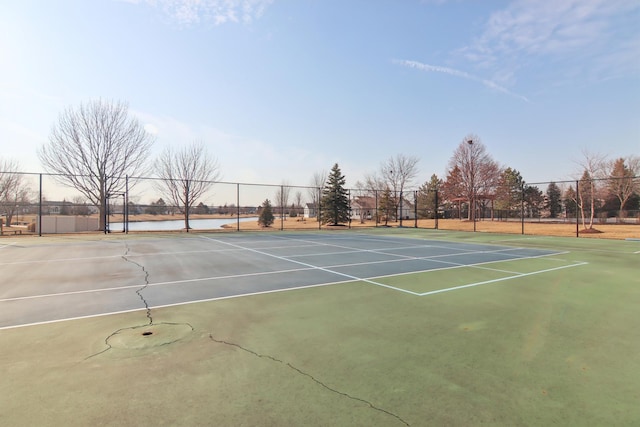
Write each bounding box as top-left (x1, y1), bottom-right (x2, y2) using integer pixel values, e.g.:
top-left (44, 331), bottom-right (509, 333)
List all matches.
top-left (86, 242), bottom-right (193, 359)
top-left (84, 240), bottom-right (409, 424)
top-left (208, 334), bottom-right (411, 427)
top-left (122, 243), bottom-right (153, 325)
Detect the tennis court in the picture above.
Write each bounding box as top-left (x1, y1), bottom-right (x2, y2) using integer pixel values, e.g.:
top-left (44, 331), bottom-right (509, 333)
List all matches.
top-left (1, 229), bottom-right (638, 426)
top-left (1, 232), bottom-right (578, 329)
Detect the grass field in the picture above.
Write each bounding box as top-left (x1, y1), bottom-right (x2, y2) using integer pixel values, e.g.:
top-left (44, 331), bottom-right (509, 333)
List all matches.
top-left (1, 228), bottom-right (639, 426)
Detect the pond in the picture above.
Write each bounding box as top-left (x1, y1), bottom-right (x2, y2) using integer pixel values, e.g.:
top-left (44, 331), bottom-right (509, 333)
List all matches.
top-left (110, 216), bottom-right (257, 231)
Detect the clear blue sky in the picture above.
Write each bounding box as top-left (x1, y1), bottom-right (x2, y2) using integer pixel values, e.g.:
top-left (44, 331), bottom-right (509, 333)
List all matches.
top-left (1, 0), bottom-right (639, 190)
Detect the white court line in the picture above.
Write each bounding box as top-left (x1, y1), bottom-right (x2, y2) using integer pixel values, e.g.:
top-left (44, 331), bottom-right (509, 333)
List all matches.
top-left (417, 262), bottom-right (588, 296)
top-left (225, 234), bottom-right (577, 295)
top-left (0, 265), bottom-right (321, 303)
top-left (0, 236), bottom-right (588, 330)
top-left (0, 279), bottom-right (355, 331)
top-left (0, 245), bottom-right (253, 266)
top-left (0, 242), bottom-right (17, 249)
top-left (273, 233), bottom-right (555, 267)
top-left (1, 240), bottom-right (539, 303)
top-left (201, 236), bottom-right (422, 296)
top-left (270, 234), bottom-right (586, 296)
top-left (277, 233), bottom-right (570, 276)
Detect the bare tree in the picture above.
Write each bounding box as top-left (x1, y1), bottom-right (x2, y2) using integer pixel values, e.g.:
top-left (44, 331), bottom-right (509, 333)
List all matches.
top-left (155, 142), bottom-right (221, 230)
top-left (379, 154), bottom-right (419, 224)
top-left (71, 195), bottom-right (90, 216)
top-left (575, 150), bottom-right (607, 230)
top-left (0, 159), bottom-right (31, 226)
top-left (274, 181), bottom-right (292, 219)
top-left (294, 190), bottom-right (303, 216)
top-left (38, 99), bottom-right (154, 231)
top-left (308, 170), bottom-right (327, 221)
top-left (361, 171), bottom-right (385, 194)
top-left (447, 135), bottom-right (500, 221)
top-left (380, 154), bottom-right (420, 194)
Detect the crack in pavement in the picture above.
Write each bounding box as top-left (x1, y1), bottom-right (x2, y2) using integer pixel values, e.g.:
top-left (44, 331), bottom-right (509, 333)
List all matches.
top-left (85, 322), bottom-right (195, 360)
top-left (208, 334), bottom-right (410, 426)
top-left (84, 242), bottom-right (156, 360)
top-left (122, 243), bottom-right (153, 325)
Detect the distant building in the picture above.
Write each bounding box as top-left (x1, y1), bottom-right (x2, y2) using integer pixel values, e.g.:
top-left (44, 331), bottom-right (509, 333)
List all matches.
top-left (303, 203), bottom-right (318, 219)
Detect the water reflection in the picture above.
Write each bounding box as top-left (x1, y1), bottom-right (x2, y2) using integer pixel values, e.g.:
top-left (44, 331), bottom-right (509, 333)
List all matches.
top-left (110, 217), bottom-right (257, 231)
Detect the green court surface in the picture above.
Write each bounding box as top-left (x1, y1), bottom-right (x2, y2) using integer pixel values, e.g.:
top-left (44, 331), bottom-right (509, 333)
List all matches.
top-left (1, 229), bottom-right (638, 426)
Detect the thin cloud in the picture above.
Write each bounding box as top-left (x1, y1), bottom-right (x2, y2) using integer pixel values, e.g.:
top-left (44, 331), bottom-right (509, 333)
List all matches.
top-left (463, 0), bottom-right (639, 80)
top-left (121, 0), bottom-right (273, 26)
top-left (394, 59), bottom-right (530, 102)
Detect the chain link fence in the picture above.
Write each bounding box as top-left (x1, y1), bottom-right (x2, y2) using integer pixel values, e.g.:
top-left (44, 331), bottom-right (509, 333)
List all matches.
top-left (1, 171), bottom-right (638, 238)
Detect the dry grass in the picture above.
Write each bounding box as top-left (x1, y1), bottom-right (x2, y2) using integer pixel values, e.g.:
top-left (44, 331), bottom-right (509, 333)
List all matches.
top-left (432, 219), bottom-right (640, 239)
top-left (229, 217), bottom-right (640, 239)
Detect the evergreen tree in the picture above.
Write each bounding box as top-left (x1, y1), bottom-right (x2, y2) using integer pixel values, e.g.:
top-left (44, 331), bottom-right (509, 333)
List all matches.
top-left (563, 186), bottom-right (577, 217)
top-left (496, 167), bottom-right (524, 216)
top-left (320, 163), bottom-right (350, 226)
top-left (145, 198), bottom-right (167, 215)
top-left (258, 199), bottom-right (275, 227)
top-left (545, 182), bottom-right (562, 218)
top-left (523, 185), bottom-right (544, 218)
top-left (378, 187), bottom-right (394, 226)
top-left (195, 202), bottom-right (209, 214)
top-left (417, 174), bottom-right (441, 219)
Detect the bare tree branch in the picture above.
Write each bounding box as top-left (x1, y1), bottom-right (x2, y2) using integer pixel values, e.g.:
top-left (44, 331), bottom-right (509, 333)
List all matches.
top-left (154, 142), bottom-right (221, 230)
top-left (308, 170), bottom-right (327, 221)
top-left (0, 159), bottom-right (31, 226)
top-left (38, 99), bottom-right (155, 230)
top-left (574, 150), bottom-right (608, 229)
top-left (446, 135), bottom-right (501, 221)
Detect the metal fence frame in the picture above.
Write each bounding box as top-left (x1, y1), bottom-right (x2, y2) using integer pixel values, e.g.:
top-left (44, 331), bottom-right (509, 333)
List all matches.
top-left (1, 171), bottom-right (638, 237)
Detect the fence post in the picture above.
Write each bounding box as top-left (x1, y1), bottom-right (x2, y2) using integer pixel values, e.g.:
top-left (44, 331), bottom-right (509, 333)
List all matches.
top-left (280, 185), bottom-right (284, 231)
top-left (185, 179), bottom-right (190, 232)
top-left (236, 183), bottom-right (240, 231)
top-left (575, 180), bottom-right (579, 237)
top-left (103, 180), bottom-right (107, 235)
top-left (348, 189), bottom-right (351, 229)
top-left (124, 175), bottom-right (129, 233)
top-left (399, 190), bottom-right (403, 227)
top-left (521, 182), bottom-right (525, 235)
top-left (38, 174), bottom-right (43, 236)
top-left (375, 190), bottom-right (378, 228)
top-left (434, 189), bottom-right (439, 230)
top-left (414, 190), bottom-right (418, 228)
top-left (318, 187), bottom-right (322, 230)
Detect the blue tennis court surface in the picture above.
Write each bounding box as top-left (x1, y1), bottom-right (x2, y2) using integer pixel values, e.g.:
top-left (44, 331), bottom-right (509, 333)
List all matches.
top-left (0, 232), bottom-right (585, 328)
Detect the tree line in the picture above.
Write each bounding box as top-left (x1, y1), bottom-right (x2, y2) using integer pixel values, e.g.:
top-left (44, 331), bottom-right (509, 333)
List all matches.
top-left (1, 99), bottom-right (638, 231)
